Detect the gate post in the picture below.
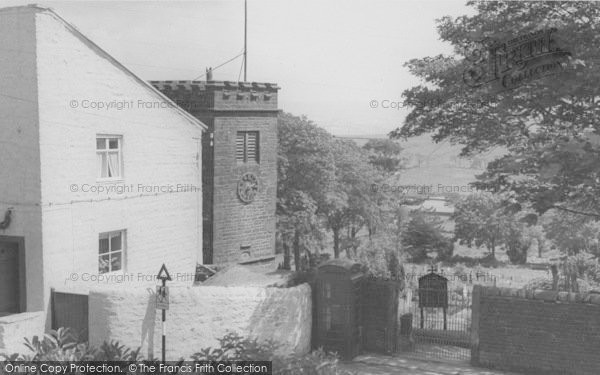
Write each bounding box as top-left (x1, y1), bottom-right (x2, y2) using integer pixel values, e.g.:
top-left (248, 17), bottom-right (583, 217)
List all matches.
top-left (471, 285), bottom-right (482, 365)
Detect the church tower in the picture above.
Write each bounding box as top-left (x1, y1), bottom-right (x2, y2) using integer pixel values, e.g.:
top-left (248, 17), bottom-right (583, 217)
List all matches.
top-left (150, 80), bottom-right (279, 264)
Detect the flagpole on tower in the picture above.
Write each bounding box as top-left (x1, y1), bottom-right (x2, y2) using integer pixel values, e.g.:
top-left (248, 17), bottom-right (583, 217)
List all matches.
top-left (244, 0), bottom-right (247, 81)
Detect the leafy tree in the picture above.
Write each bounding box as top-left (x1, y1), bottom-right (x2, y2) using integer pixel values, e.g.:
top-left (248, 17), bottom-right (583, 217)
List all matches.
top-left (454, 192), bottom-right (538, 263)
top-left (390, 1), bottom-right (600, 220)
top-left (504, 220), bottom-right (531, 264)
top-left (402, 211), bottom-right (453, 262)
top-left (541, 210), bottom-right (600, 256)
top-left (453, 193), bottom-right (507, 258)
top-left (277, 113), bottom-right (334, 270)
top-left (322, 139), bottom-right (388, 258)
top-left (362, 139), bottom-right (405, 174)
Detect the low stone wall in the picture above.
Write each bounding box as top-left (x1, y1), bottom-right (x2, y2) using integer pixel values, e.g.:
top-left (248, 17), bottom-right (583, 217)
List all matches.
top-left (472, 285), bottom-right (600, 375)
top-left (0, 311), bottom-right (45, 355)
top-left (89, 284), bottom-right (311, 360)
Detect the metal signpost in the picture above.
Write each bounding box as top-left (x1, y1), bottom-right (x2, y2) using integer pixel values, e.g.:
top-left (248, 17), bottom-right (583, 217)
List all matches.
top-left (156, 263), bottom-right (171, 363)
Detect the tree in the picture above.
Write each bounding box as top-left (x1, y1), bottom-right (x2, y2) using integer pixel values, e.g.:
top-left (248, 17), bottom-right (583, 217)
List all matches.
top-left (322, 139), bottom-right (387, 258)
top-left (453, 193), bottom-right (507, 258)
top-left (541, 210), bottom-right (600, 256)
top-left (362, 139), bottom-right (405, 174)
top-left (402, 211), bottom-right (453, 262)
top-left (390, 1), bottom-right (600, 220)
top-left (277, 113), bottom-right (335, 270)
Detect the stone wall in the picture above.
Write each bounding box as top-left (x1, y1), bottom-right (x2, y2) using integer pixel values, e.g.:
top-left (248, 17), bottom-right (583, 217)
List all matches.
top-left (472, 285), bottom-right (600, 375)
top-left (0, 312), bottom-right (45, 355)
top-left (89, 284), bottom-right (311, 360)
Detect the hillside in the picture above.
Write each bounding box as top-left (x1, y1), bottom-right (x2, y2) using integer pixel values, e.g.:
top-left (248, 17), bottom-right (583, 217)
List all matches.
top-left (346, 133), bottom-right (505, 197)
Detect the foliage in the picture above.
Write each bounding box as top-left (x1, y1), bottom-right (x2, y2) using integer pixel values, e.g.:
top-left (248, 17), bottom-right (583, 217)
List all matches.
top-left (278, 113), bottom-right (391, 263)
top-left (561, 253), bottom-right (600, 284)
top-left (6, 330), bottom-right (353, 375)
top-left (322, 139), bottom-right (388, 258)
top-left (1, 327), bottom-right (143, 362)
top-left (454, 192), bottom-right (535, 263)
top-left (362, 139), bottom-right (405, 174)
top-left (541, 210), bottom-right (600, 256)
top-left (504, 221), bottom-right (531, 264)
top-left (355, 234), bottom-right (404, 278)
top-left (453, 193), bottom-right (506, 257)
top-left (277, 113), bottom-right (334, 269)
top-left (390, 1), bottom-right (600, 221)
top-left (401, 211), bottom-right (453, 262)
top-left (192, 332), bottom-right (353, 375)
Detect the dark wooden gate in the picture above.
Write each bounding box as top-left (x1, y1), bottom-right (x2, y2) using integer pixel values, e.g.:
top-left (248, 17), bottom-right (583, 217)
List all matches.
top-left (51, 289), bottom-right (89, 341)
top-left (361, 278), bottom-right (400, 354)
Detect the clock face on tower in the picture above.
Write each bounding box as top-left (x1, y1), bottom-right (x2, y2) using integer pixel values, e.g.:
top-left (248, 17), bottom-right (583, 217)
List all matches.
top-left (237, 172), bottom-right (259, 203)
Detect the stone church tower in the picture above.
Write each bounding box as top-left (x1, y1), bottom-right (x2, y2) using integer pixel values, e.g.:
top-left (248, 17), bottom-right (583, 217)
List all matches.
top-left (150, 80), bottom-right (279, 264)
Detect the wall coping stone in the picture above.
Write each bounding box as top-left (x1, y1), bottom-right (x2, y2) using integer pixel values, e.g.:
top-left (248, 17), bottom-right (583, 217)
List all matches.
top-left (0, 311), bottom-right (44, 325)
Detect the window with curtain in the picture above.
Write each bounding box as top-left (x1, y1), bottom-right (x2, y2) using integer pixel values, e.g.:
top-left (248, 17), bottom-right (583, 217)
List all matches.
top-left (235, 131), bottom-right (259, 163)
top-left (98, 230), bottom-right (125, 274)
top-left (97, 136), bottom-right (122, 179)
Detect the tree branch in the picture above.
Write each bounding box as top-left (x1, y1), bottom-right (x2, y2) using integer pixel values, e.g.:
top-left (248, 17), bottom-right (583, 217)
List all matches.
top-left (550, 205), bottom-right (600, 219)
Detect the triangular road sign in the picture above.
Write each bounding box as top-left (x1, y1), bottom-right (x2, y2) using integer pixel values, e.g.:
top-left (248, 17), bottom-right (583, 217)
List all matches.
top-left (157, 263), bottom-right (172, 281)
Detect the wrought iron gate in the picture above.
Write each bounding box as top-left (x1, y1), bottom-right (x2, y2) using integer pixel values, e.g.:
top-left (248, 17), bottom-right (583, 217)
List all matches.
top-left (401, 272), bottom-right (472, 362)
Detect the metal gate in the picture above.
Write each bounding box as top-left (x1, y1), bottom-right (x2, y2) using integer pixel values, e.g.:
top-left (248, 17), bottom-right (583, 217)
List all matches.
top-left (401, 271), bottom-right (472, 362)
top-left (361, 278), bottom-right (400, 354)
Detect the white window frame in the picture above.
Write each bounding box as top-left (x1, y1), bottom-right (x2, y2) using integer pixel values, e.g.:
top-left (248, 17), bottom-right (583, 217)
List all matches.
top-left (98, 230), bottom-right (126, 274)
top-left (96, 135), bottom-right (123, 181)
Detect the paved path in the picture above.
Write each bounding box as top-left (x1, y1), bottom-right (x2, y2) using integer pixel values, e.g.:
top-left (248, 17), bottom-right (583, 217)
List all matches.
top-left (341, 354), bottom-right (519, 375)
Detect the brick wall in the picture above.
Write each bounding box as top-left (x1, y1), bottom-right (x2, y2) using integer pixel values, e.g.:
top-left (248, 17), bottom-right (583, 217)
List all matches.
top-left (151, 81), bottom-right (279, 264)
top-left (472, 285), bottom-right (600, 375)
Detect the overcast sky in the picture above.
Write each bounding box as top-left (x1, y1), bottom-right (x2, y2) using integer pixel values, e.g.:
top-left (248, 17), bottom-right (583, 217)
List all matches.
top-left (4, 0), bottom-right (471, 136)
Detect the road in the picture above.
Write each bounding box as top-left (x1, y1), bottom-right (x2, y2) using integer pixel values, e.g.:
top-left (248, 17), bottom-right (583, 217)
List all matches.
top-left (341, 355), bottom-right (519, 375)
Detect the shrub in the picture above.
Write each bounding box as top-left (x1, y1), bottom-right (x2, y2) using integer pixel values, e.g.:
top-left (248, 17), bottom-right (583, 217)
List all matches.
top-left (192, 332), bottom-right (353, 375)
top-left (6, 330), bottom-right (353, 375)
top-left (1, 327), bottom-right (144, 362)
top-left (355, 235), bottom-right (404, 279)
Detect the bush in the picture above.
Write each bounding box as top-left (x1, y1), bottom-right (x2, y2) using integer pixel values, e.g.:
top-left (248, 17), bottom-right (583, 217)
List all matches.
top-left (192, 332), bottom-right (353, 375)
top-left (5, 330), bottom-right (353, 375)
top-left (355, 235), bottom-right (404, 279)
top-left (1, 327), bottom-right (144, 362)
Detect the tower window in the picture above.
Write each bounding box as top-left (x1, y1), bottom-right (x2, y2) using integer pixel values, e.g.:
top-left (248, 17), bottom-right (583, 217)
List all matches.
top-left (236, 131), bottom-right (259, 163)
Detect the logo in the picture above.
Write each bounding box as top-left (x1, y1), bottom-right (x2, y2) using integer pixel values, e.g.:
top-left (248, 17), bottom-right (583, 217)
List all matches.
top-left (463, 28), bottom-right (571, 91)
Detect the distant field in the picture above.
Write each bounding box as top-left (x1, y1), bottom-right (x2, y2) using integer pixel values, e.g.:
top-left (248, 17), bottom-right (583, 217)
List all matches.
top-left (346, 133), bottom-right (506, 197)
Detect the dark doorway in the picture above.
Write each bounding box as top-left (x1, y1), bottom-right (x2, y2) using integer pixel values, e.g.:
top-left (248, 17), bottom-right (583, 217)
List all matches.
top-left (0, 237), bottom-right (24, 315)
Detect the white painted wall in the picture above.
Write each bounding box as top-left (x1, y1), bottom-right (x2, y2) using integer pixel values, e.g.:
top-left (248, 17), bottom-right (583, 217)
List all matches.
top-left (0, 6), bottom-right (205, 341)
top-left (34, 8), bottom-right (204, 313)
top-left (0, 6), bottom-right (45, 312)
top-left (89, 284), bottom-right (312, 360)
top-left (0, 312), bottom-right (45, 355)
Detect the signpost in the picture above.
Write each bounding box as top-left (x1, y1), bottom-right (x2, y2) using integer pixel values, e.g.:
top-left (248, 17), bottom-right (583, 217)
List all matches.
top-left (156, 263), bottom-right (171, 363)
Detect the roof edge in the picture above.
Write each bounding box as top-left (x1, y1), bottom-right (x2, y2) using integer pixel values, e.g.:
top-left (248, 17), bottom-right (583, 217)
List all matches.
top-left (20, 5), bottom-right (207, 132)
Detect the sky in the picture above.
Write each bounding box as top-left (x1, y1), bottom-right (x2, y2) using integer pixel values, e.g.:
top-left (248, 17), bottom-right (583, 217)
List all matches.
top-left (3, 0), bottom-right (472, 136)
